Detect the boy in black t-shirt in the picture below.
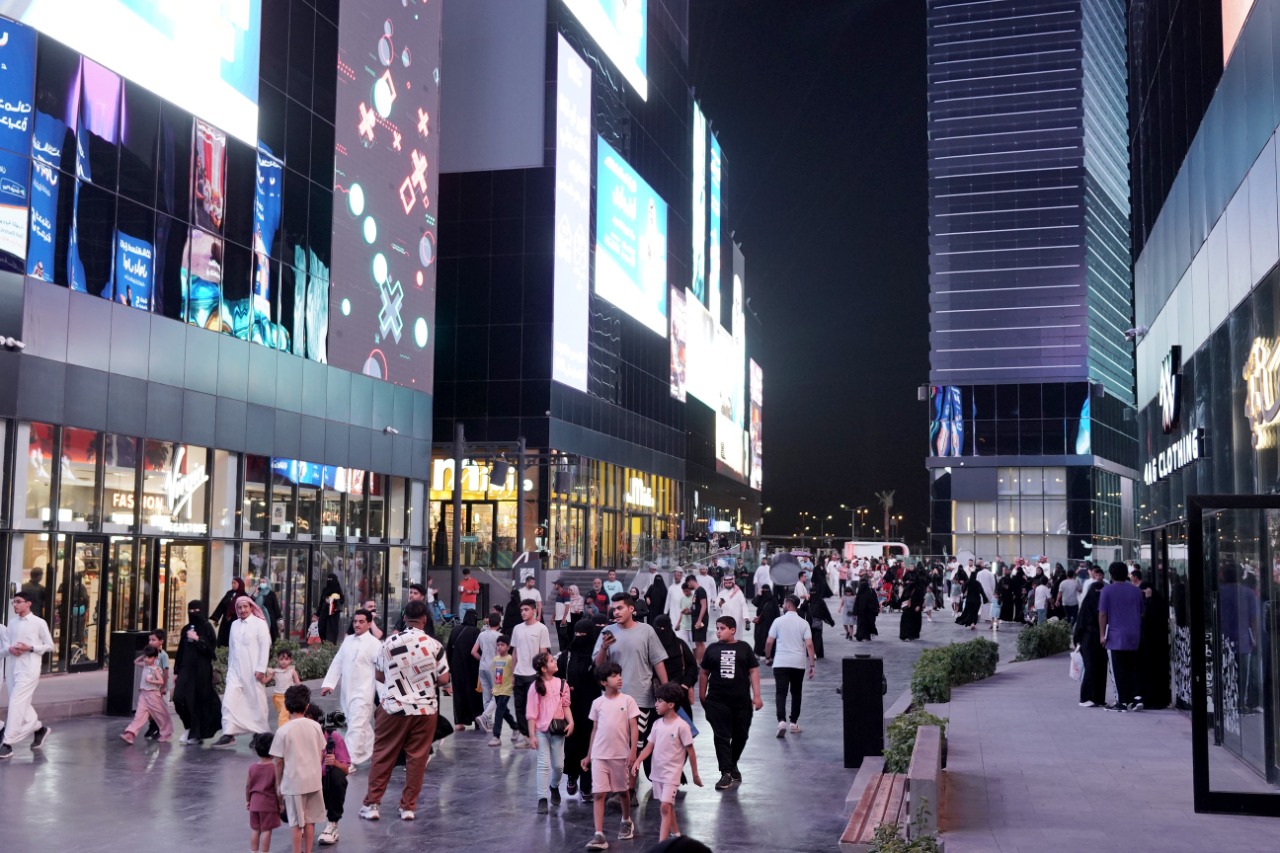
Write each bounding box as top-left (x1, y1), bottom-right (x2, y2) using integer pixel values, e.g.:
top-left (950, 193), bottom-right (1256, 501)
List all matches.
top-left (698, 616), bottom-right (763, 791)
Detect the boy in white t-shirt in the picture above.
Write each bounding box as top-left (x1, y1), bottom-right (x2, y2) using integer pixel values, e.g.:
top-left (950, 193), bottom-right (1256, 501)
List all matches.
top-left (582, 661), bottom-right (640, 850)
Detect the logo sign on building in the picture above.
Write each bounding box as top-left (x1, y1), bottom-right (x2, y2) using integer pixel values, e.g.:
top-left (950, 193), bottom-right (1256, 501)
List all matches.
top-left (1159, 346), bottom-right (1182, 434)
top-left (1143, 428), bottom-right (1205, 486)
top-left (1245, 337), bottom-right (1280, 448)
top-left (624, 477), bottom-right (655, 508)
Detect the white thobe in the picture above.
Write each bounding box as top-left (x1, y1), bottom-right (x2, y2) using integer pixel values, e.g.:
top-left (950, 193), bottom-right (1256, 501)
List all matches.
top-left (322, 631), bottom-right (381, 765)
top-left (753, 564), bottom-right (773, 593)
top-left (715, 587), bottom-right (748, 632)
top-left (3, 613), bottom-right (54, 745)
top-left (221, 615), bottom-right (271, 735)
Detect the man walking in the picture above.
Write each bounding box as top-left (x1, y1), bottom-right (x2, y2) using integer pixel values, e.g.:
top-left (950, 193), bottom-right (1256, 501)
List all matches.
top-left (594, 593), bottom-right (668, 799)
top-left (359, 600), bottom-right (450, 821)
top-left (765, 595), bottom-right (815, 738)
top-left (975, 561), bottom-right (997, 623)
top-left (0, 589), bottom-right (54, 758)
top-left (699, 616), bottom-right (762, 790)
top-left (459, 568), bottom-right (481, 619)
top-left (213, 595), bottom-right (272, 748)
top-left (321, 609), bottom-right (382, 766)
top-left (1099, 561), bottom-right (1146, 711)
top-left (603, 569), bottom-right (625, 600)
top-left (684, 576), bottom-right (710, 663)
top-left (716, 571), bottom-right (747, 632)
top-left (511, 598), bottom-right (550, 746)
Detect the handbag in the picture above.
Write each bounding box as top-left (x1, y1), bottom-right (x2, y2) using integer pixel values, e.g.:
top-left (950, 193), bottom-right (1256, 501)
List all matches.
top-left (547, 679), bottom-right (570, 736)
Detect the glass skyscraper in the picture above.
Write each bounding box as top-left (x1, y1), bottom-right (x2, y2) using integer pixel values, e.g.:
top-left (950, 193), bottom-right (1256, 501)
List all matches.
top-left (925, 0), bottom-right (1138, 567)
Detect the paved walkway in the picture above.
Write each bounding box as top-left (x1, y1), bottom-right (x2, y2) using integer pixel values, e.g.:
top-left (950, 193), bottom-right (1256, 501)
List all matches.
top-left (940, 654), bottom-right (1280, 852)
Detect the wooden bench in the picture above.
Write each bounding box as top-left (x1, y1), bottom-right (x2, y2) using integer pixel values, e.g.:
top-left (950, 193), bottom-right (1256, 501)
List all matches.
top-left (839, 771), bottom-right (908, 852)
top-left (906, 725), bottom-right (943, 839)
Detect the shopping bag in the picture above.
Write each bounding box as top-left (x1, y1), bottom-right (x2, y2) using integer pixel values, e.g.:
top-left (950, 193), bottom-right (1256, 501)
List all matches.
top-left (1068, 649), bottom-right (1083, 682)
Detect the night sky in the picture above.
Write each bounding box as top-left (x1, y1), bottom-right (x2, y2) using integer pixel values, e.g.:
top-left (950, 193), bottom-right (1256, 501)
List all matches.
top-left (689, 1), bottom-right (931, 547)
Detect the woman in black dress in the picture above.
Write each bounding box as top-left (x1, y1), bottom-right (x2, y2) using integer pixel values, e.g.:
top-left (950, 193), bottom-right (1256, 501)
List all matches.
top-left (752, 585), bottom-right (780, 656)
top-left (173, 600), bottom-right (220, 743)
top-left (559, 616), bottom-right (602, 797)
top-left (316, 573), bottom-right (344, 644)
top-left (1139, 581), bottom-right (1172, 710)
top-left (210, 577), bottom-right (246, 647)
top-left (644, 575), bottom-right (668, 625)
top-left (899, 568), bottom-right (926, 641)
top-left (853, 578), bottom-right (880, 641)
top-left (956, 572), bottom-right (988, 629)
top-left (446, 610), bottom-right (483, 730)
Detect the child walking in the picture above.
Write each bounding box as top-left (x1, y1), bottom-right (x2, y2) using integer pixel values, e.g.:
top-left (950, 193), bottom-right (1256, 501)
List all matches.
top-left (247, 732), bottom-right (283, 853)
top-left (582, 661), bottom-right (639, 850)
top-left (487, 635), bottom-right (520, 747)
top-left (269, 649), bottom-right (302, 728)
top-left (140, 629), bottom-right (170, 740)
top-left (631, 682), bottom-right (701, 842)
top-left (526, 650), bottom-right (573, 814)
top-left (307, 615), bottom-right (321, 646)
top-left (121, 645), bottom-right (173, 743)
top-left (841, 588), bottom-right (857, 640)
top-left (270, 684), bottom-right (328, 853)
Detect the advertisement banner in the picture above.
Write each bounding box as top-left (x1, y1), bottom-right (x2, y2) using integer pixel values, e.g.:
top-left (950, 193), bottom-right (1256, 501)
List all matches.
top-left (0, 147), bottom-right (29, 263)
top-left (561, 0), bottom-right (647, 100)
top-left (0, 17), bottom-right (36, 155)
top-left (669, 285), bottom-right (687, 400)
top-left (749, 360), bottom-right (762, 490)
top-left (708, 134), bottom-right (722, 323)
top-left (690, 101), bottom-right (706, 305)
top-left (552, 35), bottom-right (591, 392)
top-left (113, 229), bottom-right (152, 309)
top-left (595, 136), bottom-right (668, 336)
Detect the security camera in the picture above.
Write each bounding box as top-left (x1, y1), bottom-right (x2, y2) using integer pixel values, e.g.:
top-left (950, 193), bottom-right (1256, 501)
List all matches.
top-left (1122, 325), bottom-right (1148, 342)
top-left (382, 426), bottom-right (399, 435)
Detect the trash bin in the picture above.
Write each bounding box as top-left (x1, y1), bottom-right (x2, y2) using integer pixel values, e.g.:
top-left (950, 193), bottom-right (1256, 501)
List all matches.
top-left (107, 631), bottom-right (152, 716)
top-left (842, 654), bottom-right (885, 768)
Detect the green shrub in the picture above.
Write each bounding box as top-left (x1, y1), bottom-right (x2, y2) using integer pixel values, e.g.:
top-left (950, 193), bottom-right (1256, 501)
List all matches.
top-left (213, 640), bottom-right (338, 694)
top-left (910, 638), bottom-right (999, 703)
top-left (883, 708), bottom-right (947, 774)
top-left (867, 820), bottom-right (942, 853)
top-left (1015, 619), bottom-right (1073, 661)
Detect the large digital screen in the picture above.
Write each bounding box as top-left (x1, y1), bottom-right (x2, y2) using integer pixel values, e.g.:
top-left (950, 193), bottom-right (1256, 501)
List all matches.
top-left (684, 289), bottom-right (716, 406)
top-left (552, 36), bottom-right (591, 393)
top-left (0, 1), bottom-right (261, 144)
top-left (708, 134), bottom-right (722, 322)
top-left (749, 360), bottom-right (762, 490)
top-left (669, 286), bottom-right (686, 401)
top-left (595, 137), bottom-right (667, 336)
top-left (929, 385), bottom-right (963, 457)
top-left (690, 102), bottom-right (706, 305)
top-left (715, 412), bottom-right (747, 480)
top-left (0, 16), bottom-right (35, 155)
top-left (328, 0), bottom-right (443, 390)
top-left (561, 0), bottom-right (647, 101)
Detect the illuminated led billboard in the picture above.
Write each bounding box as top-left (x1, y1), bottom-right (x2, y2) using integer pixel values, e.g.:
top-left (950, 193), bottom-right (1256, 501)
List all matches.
top-left (553, 36), bottom-right (591, 392)
top-left (749, 360), bottom-right (762, 490)
top-left (595, 137), bottom-right (667, 336)
top-left (329, 0), bottom-right (442, 390)
top-left (561, 0), bottom-right (647, 101)
top-left (684, 290), bottom-right (716, 407)
top-left (0, 0), bottom-right (262, 144)
top-left (690, 102), bottom-right (706, 305)
top-left (670, 286), bottom-right (687, 401)
top-left (708, 134), bottom-right (722, 321)
top-left (1223, 0), bottom-right (1258, 65)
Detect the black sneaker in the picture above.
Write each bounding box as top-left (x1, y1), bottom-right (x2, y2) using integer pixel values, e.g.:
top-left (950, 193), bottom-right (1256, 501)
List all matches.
top-left (550, 786), bottom-right (562, 806)
top-left (0, 744), bottom-right (12, 760)
top-left (537, 798), bottom-right (549, 815)
top-left (1104, 703), bottom-right (1127, 712)
top-left (31, 726), bottom-right (50, 749)
top-left (714, 772), bottom-right (734, 790)
top-left (212, 734), bottom-right (236, 748)
top-left (566, 778), bottom-right (578, 796)
top-left (729, 769), bottom-right (742, 784)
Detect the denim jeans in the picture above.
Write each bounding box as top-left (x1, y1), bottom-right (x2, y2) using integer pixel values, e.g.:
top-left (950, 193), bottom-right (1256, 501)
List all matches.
top-left (492, 695), bottom-right (517, 738)
top-left (534, 731), bottom-right (566, 800)
top-left (1036, 608), bottom-right (1047, 625)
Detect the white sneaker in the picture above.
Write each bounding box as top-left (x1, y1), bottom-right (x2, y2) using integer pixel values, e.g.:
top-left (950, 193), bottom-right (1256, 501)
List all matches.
top-left (358, 804), bottom-right (380, 821)
top-left (789, 722), bottom-right (802, 734)
top-left (178, 732), bottom-right (191, 745)
top-left (512, 733), bottom-right (527, 748)
top-left (1079, 700), bottom-right (1098, 708)
top-left (776, 721), bottom-right (787, 738)
top-left (318, 822), bottom-right (339, 845)
top-left (398, 807), bottom-right (415, 821)
top-left (488, 736), bottom-right (502, 746)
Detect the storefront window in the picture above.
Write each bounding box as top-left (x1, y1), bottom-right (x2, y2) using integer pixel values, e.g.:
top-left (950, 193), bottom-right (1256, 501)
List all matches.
top-left (297, 485), bottom-right (320, 538)
top-left (57, 428), bottom-right (100, 530)
top-left (10, 534), bottom-right (55, 669)
top-left (345, 470), bottom-right (366, 538)
top-left (16, 422), bottom-right (55, 529)
top-left (210, 450), bottom-right (239, 537)
top-left (159, 540), bottom-right (207, 652)
top-left (141, 442), bottom-right (209, 536)
top-left (244, 455), bottom-right (269, 536)
top-left (271, 468), bottom-right (296, 537)
top-left (102, 434), bottom-right (139, 532)
top-left (367, 474), bottom-right (385, 539)
top-left (322, 489), bottom-right (342, 537)
top-left (387, 477), bottom-right (406, 540)
top-left (409, 480), bottom-right (425, 546)
top-left (388, 545), bottom-right (408, 629)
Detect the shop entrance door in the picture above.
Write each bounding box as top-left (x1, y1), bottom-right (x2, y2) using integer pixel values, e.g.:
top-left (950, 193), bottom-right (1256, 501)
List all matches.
top-left (1188, 497), bottom-right (1280, 815)
top-left (158, 540), bottom-right (209, 656)
top-left (59, 536), bottom-right (106, 671)
top-left (108, 536), bottom-right (153, 636)
top-left (464, 503), bottom-right (495, 568)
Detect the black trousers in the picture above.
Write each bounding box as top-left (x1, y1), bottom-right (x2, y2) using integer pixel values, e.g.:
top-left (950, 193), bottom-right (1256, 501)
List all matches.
top-left (513, 674), bottom-right (536, 736)
top-left (703, 697), bottom-right (753, 773)
top-left (774, 667), bottom-right (805, 723)
top-left (1110, 648), bottom-right (1141, 706)
top-left (1080, 644), bottom-right (1107, 705)
top-left (322, 764), bottom-right (348, 822)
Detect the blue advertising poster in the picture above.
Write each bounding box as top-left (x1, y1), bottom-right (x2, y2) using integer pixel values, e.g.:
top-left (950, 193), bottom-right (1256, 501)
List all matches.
top-left (26, 158), bottom-right (60, 280)
top-left (561, 0), bottom-right (647, 100)
top-left (0, 18), bottom-right (36, 155)
top-left (690, 102), bottom-right (706, 305)
top-left (708, 134), bottom-right (722, 323)
top-left (114, 229), bottom-right (153, 309)
top-left (552, 36), bottom-right (591, 392)
top-left (0, 147), bottom-right (29, 263)
top-left (594, 137), bottom-right (667, 336)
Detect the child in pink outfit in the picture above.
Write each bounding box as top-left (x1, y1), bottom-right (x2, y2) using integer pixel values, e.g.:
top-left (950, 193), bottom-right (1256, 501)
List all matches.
top-left (121, 646), bottom-right (173, 743)
top-left (632, 682), bottom-right (701, 841)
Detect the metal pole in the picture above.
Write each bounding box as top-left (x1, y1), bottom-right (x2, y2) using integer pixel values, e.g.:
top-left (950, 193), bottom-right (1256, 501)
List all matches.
top-left (518, 436), bottom-right (533, 589)
top-left (451, 422), bottom-right (464, 614)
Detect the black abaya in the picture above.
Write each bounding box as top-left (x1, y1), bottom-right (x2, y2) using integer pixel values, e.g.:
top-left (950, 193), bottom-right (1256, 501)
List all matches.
top-left (559, 618), bottom-right (602, 792)
top-left (1139, 586), bottom-right (1172, 710)
top-left (447, 614), bottom-right (482, 726)
top-left (808, 594), bottom-right (835, 658)
top-left (752, 592), bottom-right (780, 656)
top-left (317, 574), bottom-right (345, 644)
top-left (997, 575), bottom-right (1016, 623)
top-left (956, 577), bottom-right (987, 627)
top-left (899, 577), bottom-right (925, 640)
top-left (853, 584), bottom-right (879, 641)
top-left (1074, 585), bottom-right (1107, 705)
top-left (173, 602), bottom-right (221, 740)
top-left (644, 577), bottom-right (668, 624)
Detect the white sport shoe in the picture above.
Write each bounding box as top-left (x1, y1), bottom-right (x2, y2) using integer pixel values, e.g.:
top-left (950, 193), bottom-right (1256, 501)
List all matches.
top-left (488, 736), bottom-right (502, 746)
top-left (398, 807), bottom-right (415, 821)
top-left (318, 822), bottom-right (339, 845)
top-left (358, 804), bottom-right (380, 821)
top-left (789, 722), bottom-right (802, 734)
top-left (776, 720), bottom-right (787, 738)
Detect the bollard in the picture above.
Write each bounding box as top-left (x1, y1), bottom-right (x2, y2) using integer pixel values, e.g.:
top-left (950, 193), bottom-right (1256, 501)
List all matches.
top-left (842, 654), bottom-right (885, 768)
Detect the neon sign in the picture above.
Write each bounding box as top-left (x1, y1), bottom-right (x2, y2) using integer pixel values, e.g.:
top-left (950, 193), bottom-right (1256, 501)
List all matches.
top-left (1244, 337), bottom-right (1280, 448)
